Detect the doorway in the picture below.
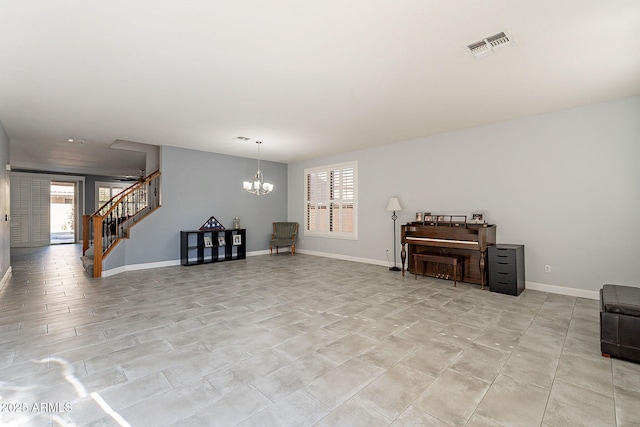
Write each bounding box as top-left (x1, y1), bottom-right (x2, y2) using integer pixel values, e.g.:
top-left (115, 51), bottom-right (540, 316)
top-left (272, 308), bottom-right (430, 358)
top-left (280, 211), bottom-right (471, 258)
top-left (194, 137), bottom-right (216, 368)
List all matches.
top-left (50, 181), bottom-right (76, 244)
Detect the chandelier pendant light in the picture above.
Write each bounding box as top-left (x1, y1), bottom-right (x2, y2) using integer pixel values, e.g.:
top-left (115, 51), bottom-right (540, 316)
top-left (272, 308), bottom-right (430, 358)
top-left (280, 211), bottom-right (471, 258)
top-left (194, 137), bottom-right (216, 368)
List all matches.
top-left (243, 141), bottom-right (274, 195)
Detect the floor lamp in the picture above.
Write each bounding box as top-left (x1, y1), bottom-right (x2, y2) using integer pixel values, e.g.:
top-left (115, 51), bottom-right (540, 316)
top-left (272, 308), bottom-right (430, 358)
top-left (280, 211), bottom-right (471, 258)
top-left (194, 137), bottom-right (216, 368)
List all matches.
top-left (386, 197), bottom-right (402, 271)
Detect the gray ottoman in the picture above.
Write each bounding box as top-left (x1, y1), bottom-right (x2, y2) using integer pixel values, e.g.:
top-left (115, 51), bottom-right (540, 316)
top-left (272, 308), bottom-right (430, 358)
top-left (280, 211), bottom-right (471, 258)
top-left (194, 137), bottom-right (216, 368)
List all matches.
top-left (600, 284), bottom-right (640, 363)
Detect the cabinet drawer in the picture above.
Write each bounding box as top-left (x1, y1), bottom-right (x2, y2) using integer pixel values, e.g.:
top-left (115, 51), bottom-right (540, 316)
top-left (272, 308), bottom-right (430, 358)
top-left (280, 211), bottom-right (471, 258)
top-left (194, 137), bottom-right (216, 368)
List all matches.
top-left (490, 269), bottom-right (517, 284)
top-left (490, 279), bottom-right (518, 296)
top-left (493, 260), bottom-right (516, 274)
top-left (491, 250), bottom-right (517, 264)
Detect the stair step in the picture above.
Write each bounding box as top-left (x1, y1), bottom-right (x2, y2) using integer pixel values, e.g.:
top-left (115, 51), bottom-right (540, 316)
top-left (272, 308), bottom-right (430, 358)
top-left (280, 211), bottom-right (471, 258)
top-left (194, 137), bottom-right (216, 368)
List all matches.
top-left (80, 255), bottom-right (94, 276)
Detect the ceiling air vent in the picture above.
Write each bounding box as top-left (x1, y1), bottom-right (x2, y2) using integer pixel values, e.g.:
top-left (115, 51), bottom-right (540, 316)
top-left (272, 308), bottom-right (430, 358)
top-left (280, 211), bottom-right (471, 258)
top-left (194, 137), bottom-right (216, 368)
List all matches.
top-left (467, 31), bottom-right (512, 58)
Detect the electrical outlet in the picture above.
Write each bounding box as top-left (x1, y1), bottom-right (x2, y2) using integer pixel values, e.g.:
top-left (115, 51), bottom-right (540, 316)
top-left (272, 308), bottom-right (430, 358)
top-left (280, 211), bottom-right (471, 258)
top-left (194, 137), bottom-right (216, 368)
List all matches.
top-left (544, 265), bottom-right (551, 273)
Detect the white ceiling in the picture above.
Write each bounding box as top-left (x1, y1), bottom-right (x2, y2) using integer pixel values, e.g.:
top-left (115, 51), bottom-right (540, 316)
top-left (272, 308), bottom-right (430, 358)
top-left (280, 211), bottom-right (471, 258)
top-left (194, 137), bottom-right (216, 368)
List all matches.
top-left (1, 1), bottom-right (639, 176)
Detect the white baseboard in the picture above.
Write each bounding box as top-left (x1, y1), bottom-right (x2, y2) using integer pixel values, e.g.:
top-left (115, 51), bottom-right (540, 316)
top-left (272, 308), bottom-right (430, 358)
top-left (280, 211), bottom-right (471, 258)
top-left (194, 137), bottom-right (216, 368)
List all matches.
top-left (102, 250), bottom-right (271, 277)
top-left (0, 266), bottom-right (12, 290)
top-left (525, 281), bottom-right (599, 300)
top-left (296, 249), bottom-right (390, 268)
top-left (102, 259), bottom-right (181, 277)
top-left (247, 249), bottom-right (272, 256)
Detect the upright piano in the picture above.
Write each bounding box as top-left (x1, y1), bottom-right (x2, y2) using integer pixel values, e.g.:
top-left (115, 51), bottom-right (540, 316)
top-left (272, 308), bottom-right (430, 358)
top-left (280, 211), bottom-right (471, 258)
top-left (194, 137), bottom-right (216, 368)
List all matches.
top-left (401, 221), bottom-right (496, 288)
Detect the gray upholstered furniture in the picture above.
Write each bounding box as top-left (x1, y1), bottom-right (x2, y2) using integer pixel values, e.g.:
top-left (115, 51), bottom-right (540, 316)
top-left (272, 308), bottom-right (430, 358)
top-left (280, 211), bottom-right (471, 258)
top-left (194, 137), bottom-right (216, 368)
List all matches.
top-left (600, 284), bottom-right (640, 363)
top-left (270, 222), bottom-right (298, 256)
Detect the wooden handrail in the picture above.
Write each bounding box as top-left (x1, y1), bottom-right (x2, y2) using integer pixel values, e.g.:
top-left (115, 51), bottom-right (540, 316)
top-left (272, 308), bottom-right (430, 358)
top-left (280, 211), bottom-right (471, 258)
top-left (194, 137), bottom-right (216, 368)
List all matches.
top-left (92, 170), bottom-right (161, 217)
top-left (83, 170), bottom-right (161, 277)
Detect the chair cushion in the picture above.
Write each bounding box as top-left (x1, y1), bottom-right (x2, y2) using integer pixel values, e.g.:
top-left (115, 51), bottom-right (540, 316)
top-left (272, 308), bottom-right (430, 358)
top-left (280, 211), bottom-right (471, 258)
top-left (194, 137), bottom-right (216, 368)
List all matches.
top-left (601, 284), bottom-right (640, 317)
top-left (271, 238), bottom-right (294, 246)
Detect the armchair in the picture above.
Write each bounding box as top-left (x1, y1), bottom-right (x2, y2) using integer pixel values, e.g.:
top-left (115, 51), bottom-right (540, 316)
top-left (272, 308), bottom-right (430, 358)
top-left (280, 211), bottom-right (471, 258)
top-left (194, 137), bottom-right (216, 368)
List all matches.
top-left (270, 222), bottom-right (299, 256)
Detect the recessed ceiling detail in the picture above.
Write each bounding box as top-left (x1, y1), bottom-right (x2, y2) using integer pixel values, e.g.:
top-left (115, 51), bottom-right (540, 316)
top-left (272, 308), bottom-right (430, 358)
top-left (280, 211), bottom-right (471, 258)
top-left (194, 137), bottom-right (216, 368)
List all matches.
top-left (467, 32), bottom-right (512, 58)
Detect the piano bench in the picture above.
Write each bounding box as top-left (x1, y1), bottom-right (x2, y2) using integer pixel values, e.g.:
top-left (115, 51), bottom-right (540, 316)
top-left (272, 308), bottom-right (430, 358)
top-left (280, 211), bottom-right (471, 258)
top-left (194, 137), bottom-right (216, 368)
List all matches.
top-left (413, 254), bottom-right (464, 286)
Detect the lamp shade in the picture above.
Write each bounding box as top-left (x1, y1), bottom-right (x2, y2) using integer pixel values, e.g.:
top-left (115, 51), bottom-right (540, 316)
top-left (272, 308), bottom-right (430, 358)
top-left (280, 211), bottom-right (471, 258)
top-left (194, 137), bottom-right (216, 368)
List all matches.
top-left (386, 197), bottom-right (402, 211)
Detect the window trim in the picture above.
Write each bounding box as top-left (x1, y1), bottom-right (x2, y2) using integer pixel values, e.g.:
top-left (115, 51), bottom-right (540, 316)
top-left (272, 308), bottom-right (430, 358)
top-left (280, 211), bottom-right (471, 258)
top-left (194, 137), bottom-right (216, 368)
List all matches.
top-left (304, 161), bottom-right (358, 240)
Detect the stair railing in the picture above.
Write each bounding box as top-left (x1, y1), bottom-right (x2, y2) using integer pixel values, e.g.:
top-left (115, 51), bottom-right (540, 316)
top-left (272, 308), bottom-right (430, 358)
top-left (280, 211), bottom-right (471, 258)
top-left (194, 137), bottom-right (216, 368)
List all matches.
top-left (83, 170), bottom-right (161, 277)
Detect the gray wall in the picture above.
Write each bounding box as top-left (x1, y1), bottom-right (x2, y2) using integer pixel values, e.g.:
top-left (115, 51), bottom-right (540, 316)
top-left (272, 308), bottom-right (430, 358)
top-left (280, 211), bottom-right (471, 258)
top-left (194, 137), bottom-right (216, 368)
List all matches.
top-left (105, 145), bottom-right (288, 269)
top-left (0, 121), bottom-right (10, 281)
top-left (288, 96), bottom-right (640, 293)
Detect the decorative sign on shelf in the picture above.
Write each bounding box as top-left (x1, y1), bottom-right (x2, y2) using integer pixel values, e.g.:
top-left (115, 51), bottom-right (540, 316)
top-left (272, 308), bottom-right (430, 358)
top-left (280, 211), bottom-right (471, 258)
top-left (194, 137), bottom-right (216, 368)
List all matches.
top-left (199, 216), bottom-right (225, 230)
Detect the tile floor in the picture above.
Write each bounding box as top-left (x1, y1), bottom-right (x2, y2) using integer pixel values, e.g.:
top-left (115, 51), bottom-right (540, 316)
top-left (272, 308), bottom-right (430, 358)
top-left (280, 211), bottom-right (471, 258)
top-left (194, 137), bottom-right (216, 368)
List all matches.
top-left (1, 244), bottom-right (639, 426)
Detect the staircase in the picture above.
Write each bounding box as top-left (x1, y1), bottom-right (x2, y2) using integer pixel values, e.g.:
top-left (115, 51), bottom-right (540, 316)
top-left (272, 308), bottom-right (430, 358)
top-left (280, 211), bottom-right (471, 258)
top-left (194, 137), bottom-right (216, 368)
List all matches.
top-left (82, 170), bottom-right (161, 277)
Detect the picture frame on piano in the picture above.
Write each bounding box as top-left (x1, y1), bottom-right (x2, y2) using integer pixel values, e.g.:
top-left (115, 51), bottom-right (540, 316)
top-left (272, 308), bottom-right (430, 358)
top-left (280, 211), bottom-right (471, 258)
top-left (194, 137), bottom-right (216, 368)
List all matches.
top-left (430, 214), bottom-right (467, 226)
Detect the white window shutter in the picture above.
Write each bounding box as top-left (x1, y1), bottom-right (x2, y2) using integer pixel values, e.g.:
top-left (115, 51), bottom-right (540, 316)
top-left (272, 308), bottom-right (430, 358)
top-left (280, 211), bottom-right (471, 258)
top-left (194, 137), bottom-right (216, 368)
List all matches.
top-left (31, 178), bottom-right (50, 247)
top-left (304, 161), bottom-right (357, 240)
top-left (9, 176), bottom-right (51, 247)
top-left (10, 175), bottom-right (30, 247)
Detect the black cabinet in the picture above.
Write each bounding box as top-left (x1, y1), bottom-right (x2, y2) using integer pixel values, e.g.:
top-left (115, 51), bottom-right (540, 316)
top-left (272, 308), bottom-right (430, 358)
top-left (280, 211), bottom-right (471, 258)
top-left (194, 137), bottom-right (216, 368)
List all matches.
top-left (180, 229), bottom-right (246, 266)
top-left (488, 244), bottom-right (525, 296)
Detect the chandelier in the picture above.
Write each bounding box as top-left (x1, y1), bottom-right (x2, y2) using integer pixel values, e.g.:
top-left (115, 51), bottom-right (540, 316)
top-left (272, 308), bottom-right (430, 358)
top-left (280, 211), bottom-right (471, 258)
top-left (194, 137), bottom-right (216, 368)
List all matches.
top-left (243, 141), bottom-right (273, 195)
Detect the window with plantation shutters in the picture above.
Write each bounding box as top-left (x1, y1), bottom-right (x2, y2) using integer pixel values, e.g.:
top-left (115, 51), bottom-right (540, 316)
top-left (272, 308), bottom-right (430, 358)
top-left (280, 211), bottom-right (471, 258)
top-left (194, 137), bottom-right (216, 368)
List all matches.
top-left (304, 161), bottom-right (357, 239)
top-left (96, 182), bottom-right (128, 209)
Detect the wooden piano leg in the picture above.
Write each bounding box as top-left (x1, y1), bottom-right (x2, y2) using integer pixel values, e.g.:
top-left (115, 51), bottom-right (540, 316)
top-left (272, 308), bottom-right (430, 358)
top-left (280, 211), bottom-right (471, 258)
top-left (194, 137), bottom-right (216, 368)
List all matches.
top-left (401, 243), bottom-right (407, 277)
top-left (453, 259), bottom-right (457, 287)
top-left (479, 249), bottom-right (486, 290)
